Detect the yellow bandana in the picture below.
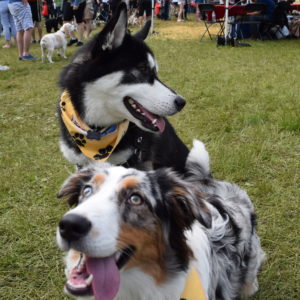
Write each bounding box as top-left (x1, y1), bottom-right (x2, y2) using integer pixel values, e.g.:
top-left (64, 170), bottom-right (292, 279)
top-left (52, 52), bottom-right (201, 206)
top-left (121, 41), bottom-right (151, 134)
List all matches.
top-left (180, 268), bottom-right (206, 300)
top-left (60, 90), bottom-right (129, 162)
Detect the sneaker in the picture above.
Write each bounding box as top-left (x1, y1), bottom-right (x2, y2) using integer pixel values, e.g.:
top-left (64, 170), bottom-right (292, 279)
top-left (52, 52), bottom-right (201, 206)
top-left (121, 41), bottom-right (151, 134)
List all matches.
top-left (67, 38), bottom-right (78, 46)
top-left (19, 57), bottom-right (23, 61)
top-left (21, 54), bottom-right (39, 60)
top-left (76, 41), bottom-right (84, 47)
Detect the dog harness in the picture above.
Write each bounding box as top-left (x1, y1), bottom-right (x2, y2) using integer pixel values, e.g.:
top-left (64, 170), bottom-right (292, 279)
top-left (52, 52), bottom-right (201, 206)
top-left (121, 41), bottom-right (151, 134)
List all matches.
top-left (60, 90), bottom-right (129, 161)
top-left (180, 268), bottom-right (206, 300)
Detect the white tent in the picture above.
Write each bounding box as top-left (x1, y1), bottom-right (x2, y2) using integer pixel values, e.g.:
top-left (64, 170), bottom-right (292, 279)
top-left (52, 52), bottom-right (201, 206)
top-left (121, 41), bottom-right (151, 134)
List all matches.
top-left (224, 0), bottom-right (230, 44)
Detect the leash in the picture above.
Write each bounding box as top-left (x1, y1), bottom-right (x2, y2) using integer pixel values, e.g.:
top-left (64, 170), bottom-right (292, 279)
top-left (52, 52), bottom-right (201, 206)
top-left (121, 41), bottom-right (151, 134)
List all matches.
top-left (60, 90), bottom-right (129, 162)
top-left (180, 268), bottom-right (207, 300)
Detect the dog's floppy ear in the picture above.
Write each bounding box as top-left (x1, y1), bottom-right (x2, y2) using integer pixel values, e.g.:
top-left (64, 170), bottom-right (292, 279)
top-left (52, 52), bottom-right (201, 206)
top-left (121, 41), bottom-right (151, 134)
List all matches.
top-left (100, 2), bottom-right (128, 51)
top-left (155, 169), bottom-right (211, 229)
top-left (57, 170), bottom-right (93, 206)
top-left (153, 169), bottom-right (211, 269)
top-left (134, 20), bottom-right (151, 41)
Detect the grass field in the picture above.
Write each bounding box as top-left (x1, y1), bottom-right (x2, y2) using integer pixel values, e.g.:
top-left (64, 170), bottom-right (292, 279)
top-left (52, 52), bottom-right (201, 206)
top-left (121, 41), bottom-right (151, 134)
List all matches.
top-left (0, 19), bottom-right (299, 299)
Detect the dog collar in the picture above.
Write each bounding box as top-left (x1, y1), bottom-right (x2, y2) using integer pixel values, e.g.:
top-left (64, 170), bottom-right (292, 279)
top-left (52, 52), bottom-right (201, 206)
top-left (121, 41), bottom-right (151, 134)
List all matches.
top-left (60, 90), bottom-right (129, 161)
top-left (180, 268), bottom-right (206, 300)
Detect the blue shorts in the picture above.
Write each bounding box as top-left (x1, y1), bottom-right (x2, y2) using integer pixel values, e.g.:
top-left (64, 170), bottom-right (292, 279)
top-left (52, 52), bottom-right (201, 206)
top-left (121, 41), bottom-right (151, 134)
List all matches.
top-left (8, 2), bottom-right (33, 31)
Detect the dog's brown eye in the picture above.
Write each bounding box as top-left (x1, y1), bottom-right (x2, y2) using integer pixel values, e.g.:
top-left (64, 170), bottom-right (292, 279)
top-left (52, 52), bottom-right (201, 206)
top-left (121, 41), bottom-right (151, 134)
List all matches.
top-left (128, 194), bottom-right (143, 206)
top-left (82, 186), bottom-right (93, 197)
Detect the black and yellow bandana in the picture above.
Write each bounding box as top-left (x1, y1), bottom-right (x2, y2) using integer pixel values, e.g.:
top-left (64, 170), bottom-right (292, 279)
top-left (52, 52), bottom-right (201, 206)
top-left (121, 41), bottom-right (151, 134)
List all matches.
top-left (60, 90), bottom-right (129, 162)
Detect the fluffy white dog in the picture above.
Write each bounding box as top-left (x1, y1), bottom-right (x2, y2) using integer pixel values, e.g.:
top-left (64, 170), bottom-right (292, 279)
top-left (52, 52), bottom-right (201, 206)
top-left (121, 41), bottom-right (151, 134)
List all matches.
top-left (40, 23), bottom-right (76, 63)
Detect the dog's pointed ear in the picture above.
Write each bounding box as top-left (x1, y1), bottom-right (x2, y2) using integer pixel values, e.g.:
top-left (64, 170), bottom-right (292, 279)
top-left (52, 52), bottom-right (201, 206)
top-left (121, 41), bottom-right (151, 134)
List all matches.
top-left (134, 20), bottom-right (151, 40)
top-left (101, 2), bottom-right (128, 51)
top-left (57, 170), bottom-right (92, 206)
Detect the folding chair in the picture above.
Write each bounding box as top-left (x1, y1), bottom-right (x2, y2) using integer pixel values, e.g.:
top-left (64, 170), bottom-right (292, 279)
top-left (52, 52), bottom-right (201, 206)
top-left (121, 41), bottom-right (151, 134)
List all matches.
top-left (264, 2), bottom-right (291, 39)
top-left (198, 4), bottom-right (224, 41)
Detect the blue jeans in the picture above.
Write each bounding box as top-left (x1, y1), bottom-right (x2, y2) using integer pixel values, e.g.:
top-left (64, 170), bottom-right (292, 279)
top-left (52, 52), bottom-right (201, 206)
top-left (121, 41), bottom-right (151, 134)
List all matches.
top-left (0, 0), bottom-right (16, 40)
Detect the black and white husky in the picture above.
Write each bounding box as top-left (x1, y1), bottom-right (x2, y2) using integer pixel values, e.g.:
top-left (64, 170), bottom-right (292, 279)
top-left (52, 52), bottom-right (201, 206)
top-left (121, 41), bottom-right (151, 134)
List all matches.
top-left (58, 3), bottom-right (188, 173)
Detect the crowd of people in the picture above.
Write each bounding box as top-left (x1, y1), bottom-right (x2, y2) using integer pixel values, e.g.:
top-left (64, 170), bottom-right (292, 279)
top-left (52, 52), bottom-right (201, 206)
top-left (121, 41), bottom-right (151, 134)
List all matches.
top-left (0, 0), bottom-right (298, 60)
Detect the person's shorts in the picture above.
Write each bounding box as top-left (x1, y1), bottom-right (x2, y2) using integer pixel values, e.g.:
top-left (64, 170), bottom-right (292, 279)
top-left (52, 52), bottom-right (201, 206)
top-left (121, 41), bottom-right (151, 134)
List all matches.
top-left (8, 2), bottom-right (33, 31)
top-left (83, 1), bottom-right (94, 20)
top-left (63, 1), bottom-right (86, 23)
top-left (28, 0), bottom-right (42, 23)
top-left (138, 0), bottom-right (151, 17)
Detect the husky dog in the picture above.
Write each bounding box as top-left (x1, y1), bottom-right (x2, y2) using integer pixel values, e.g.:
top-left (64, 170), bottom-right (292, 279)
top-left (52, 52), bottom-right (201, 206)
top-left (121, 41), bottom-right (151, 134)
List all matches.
top-left (41, 23), bottom-right (76, 63)
top-left (56, 140), bottom-right (265, 300)
top-left (58, 3), bottom-right (188, 173)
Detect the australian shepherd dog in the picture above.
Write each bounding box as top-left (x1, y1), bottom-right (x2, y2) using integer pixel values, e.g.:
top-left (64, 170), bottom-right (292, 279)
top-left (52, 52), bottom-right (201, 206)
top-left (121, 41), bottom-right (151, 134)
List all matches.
top-left (56, 140), bottom-right (265, 300)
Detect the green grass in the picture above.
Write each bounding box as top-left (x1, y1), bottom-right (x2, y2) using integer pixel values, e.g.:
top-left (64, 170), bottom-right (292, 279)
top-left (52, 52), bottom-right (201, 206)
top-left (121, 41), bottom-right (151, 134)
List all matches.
top-left (0, 19), bottom-right (299, 299)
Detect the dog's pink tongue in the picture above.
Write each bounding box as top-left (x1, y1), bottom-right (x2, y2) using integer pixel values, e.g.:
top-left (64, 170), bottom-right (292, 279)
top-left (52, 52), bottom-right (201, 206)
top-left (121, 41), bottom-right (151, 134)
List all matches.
top-left (138, 104), bottom-right (165, 132)
top-left (86, 256), bottom-right (120, 300)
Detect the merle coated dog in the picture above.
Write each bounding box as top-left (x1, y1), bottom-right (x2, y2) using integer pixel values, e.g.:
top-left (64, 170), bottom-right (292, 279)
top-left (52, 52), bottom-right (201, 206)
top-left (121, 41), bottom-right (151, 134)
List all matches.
top-left (56, 140), bottom-right (265, 300)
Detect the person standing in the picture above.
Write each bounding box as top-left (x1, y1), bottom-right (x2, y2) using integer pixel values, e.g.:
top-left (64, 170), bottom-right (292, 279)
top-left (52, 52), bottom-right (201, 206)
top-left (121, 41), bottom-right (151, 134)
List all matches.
top-left (138, 0), bottom-right (151, 26)
top-left (0, 0), bottom-right (17, 48)
top-left (8, 0), bottom-right (38, 60)
top-left (62, 0), bottom-right (86, 46)
top-left (83, 0), bottom-right (93, 39)
top-left (28, 0), bottom-right (42, 42)
top-left (177, 0), bottom-right (184, 21)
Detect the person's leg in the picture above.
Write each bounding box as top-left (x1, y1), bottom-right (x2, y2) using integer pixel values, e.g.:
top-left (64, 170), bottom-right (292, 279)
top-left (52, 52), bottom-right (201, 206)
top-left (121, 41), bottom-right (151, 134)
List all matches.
top-left (28, 1), bottom-right (37, 42)
top-left (36, 0), bottom-right (42, 40)
top-left (145, 0), bottom-right (151, 22)
top-left (63, 0), bottom-right (77, 43)
top-left (138, 0), bottom-right (145, 25)
top-left (23, 27), bottom-right (33, 56)
top-left (74, 1), bottom-right (86, 45)
top-left (20, 3), bottom-right (37, 59)
top-left (177, 2), bottom-right (184, 21)
top-left (0, 2), bottom-right (11, 47)
top-left (16, 29), bottom-right (24, 57)
top-left (8, 9), bottom-right (16, 40)
top-left (36, 22), bottom-right (42, 40)
top-left (196, 2), bottom-right (201, 21)
top-left (84, 19), bottom-right (92, 39)
top-left (76, 21), bottom-right (84, 42)
top-left (31, 22), bottom-right (36, 42)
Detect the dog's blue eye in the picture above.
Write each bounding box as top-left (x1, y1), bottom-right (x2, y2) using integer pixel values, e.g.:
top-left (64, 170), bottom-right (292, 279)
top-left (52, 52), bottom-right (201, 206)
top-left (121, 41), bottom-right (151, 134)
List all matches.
top-left (128, 194), bottom-right (143, 206)
top-left (82, 186), bottom-right (93, 197)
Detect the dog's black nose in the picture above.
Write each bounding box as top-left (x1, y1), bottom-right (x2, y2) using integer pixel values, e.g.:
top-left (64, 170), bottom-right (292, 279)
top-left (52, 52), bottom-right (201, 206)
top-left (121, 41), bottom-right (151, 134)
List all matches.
top-left (174, 96), bottom-right (186, 111)
top-left (59, 213), bottom-right (91, 242)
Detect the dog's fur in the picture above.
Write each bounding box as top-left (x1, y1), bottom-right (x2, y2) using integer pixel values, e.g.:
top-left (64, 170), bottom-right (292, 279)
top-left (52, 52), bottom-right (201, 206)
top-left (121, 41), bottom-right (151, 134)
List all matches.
top-left (57, 140), bottom-right (265, 300)
top-left (41, 23), bottom-right (76, 63)
top-left (58, 3), bottom-right (188, 173)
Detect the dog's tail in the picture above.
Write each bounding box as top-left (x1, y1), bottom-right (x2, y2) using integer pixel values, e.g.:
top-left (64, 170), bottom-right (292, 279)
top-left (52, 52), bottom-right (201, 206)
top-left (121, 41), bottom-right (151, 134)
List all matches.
top-left (40, 39), bottom-right (47, 49)
top-left (186, 139), bottom-right (211, 180)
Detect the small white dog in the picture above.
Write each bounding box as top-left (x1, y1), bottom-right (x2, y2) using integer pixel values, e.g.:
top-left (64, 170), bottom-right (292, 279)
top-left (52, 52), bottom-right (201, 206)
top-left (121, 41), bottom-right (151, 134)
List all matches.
top-left (40, 23), bottom-right (76, 63)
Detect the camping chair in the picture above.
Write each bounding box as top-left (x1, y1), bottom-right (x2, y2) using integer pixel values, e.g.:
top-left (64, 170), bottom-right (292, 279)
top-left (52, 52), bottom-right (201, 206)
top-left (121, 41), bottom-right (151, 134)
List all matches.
top-left (264, 2), bottom-right (291, 39)
top-left (231, 3), bottom-right (267, 40)
top-left (198, 4), bottom-right (224, 41)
